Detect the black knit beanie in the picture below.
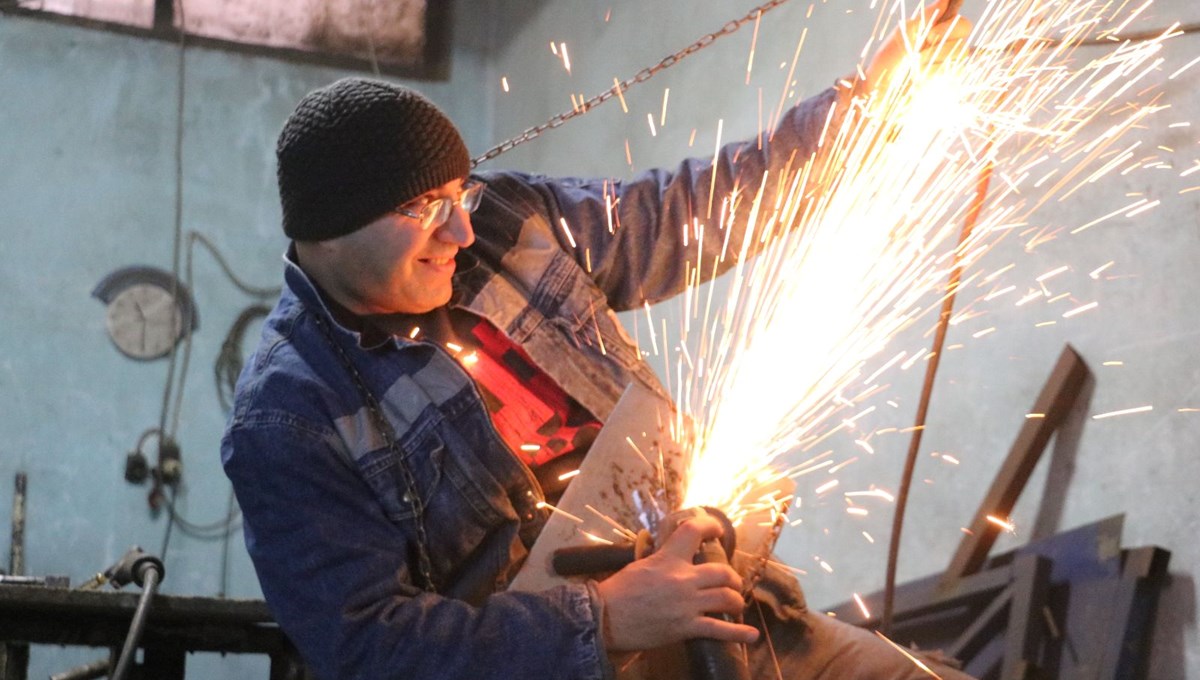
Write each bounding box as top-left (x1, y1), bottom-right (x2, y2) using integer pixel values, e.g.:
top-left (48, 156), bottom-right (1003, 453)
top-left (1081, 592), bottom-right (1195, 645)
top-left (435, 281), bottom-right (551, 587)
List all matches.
top-left (276, 78), bottom-right (470, 241)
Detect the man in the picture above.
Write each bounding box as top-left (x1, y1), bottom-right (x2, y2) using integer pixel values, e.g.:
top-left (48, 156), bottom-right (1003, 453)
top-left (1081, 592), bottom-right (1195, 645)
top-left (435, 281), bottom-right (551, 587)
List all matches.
top-left (223, 7), bottom-right (973, 679)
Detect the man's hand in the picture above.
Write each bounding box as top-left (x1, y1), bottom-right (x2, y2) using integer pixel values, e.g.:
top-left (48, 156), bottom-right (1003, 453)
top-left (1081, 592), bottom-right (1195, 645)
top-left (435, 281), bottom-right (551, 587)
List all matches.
top-left (861, 0), bottom-right (974, 98)
top-left (594, 515), bottom-right (760, 652)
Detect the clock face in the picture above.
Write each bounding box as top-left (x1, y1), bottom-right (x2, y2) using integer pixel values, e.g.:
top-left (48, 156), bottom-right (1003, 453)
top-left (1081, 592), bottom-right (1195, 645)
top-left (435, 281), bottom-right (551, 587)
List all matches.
top-left (104, 283), bottom-right (185, 360)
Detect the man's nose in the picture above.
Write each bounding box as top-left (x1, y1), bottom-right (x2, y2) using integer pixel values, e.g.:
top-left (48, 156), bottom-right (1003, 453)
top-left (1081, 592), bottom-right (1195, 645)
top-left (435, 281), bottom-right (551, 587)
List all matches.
top-left (437, 205), bottom-right (475, 247)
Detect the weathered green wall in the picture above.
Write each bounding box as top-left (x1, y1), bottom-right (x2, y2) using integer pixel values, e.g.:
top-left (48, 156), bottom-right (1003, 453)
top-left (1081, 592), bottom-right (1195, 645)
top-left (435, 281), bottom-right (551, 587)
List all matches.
top-left (2, 0), bottom-right (1198, 676)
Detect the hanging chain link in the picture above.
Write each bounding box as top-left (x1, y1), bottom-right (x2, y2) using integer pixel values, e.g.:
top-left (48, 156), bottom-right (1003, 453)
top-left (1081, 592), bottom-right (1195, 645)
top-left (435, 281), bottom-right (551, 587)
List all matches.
top-left (312, 313), bottom-right (438, 592)
top-left (471, 0), bottom-right (795, 167)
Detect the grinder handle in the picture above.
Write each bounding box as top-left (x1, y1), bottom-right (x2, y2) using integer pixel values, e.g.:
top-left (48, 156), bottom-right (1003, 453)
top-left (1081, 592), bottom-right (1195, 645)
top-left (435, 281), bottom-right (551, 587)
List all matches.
top-left (686, 533), bottom-right (751, 680)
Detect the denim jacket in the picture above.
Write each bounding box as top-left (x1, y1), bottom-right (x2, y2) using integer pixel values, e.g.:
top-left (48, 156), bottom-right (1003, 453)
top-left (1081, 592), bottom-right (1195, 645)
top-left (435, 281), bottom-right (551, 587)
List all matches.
top-left (222, 87), bottom-right (838, 680)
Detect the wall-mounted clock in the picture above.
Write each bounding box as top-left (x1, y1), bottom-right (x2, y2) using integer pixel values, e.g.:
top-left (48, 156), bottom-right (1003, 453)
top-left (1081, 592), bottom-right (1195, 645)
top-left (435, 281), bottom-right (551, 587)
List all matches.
top-left (92, 266), bottom-right (199, 361)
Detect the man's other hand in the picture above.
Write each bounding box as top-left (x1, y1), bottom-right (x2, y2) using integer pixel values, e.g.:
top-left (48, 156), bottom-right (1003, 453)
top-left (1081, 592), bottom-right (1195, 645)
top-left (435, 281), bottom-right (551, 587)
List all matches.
top-left (594, 515), bottom-right (760, 652)
top-left (863, 0), bottom-right (974, 98)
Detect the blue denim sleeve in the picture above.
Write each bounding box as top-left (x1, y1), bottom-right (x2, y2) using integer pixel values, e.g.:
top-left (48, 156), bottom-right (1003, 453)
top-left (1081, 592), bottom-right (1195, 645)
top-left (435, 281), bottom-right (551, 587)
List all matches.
top-left (223, 417), bottom-right (612, 680)
top-left (482, 87), bottom-right (841, 312)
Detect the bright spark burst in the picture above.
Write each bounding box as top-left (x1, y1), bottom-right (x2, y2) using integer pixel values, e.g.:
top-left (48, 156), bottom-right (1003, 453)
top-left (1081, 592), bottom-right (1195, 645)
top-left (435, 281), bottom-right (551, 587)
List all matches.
top-left (1092, 404), bottom-right (1154, 419)
top-left (873, 631), bottom-right (944, 678)
top-left (986, 514), bottom-right (1016, 532)
top-left (538, 501), bottom-right (584, 524)
top-left (853, 592), bottom-right (872, 618)
top-left (651, 0), bottom-right (1181, 522)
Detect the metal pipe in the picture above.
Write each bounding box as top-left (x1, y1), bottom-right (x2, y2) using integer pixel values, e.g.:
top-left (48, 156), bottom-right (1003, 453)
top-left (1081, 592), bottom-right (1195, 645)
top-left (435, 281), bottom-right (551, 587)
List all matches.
top-left (110, 565), bottom-right (162, 680)
top-left (882, 0), bottom-right (981, 635)
top-left (550, 507), bottom-right (752, 680)
top-left (684, 535), bottom-right (751, 680)
top-left (660, 507), bottom-right (749, 680)
top-left (10, 472), bottom-right (25, 576)
top-left (48, 658), bottom-right (109, 680)
top-left (551, 544), bottom-right (636, 576)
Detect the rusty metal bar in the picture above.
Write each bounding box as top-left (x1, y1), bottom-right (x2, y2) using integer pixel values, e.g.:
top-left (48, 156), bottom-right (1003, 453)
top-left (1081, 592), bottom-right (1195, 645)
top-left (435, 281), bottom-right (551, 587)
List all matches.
top-left (1001, 554), bottom-right (1052, 680)
top-left (9, 473), bottom-right (25, 577)
top-left (940, 345), bottom-right (1090, 586)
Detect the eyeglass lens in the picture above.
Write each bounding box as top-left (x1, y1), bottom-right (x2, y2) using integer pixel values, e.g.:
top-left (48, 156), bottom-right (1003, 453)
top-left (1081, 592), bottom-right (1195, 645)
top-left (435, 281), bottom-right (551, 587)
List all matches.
top-left (418, 182), bottom-right (485, 229)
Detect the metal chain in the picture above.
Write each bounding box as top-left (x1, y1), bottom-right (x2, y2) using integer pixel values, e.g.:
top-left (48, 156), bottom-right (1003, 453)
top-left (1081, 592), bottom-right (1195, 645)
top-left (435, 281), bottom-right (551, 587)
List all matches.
top-left (311, 313), bottom-right (438, 593)
top-left (471, 0), bottom-right (795, 167)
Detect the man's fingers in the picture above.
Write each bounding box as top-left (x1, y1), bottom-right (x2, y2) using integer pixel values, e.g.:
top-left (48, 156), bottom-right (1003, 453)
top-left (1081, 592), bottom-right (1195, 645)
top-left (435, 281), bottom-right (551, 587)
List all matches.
top-left (692, 587), bottom-right (747, 616)
top-left (686, 617), bottom-right (761, 645)
top-left (907, 0), bottom-right (960, 41)
top-left (659, 517), bottom-right (723, 561)
top-left (926, 15), bottom-right (971, 46)
top-left (932, 0), bottom-right (962, 24)
top-left (690, 561), bottom-right (743, 591)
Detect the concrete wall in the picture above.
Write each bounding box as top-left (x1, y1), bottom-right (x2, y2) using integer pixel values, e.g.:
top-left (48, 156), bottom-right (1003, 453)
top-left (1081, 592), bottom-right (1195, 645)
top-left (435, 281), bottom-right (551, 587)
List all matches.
top-left (485, 0), bottom-right (1199, 677)
top-left (2, 0), bottom-right (1197, 677)
top-left (0, 5), bottom-right (496, 677)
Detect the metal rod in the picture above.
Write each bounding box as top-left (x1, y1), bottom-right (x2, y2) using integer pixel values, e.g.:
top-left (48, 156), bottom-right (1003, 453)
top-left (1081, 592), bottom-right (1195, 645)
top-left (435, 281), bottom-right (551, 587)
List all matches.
top-left (49, 658), bottom-right (110, 680)
top-left (10, 472), bottom-right (25, 576)
top-left (882, 158), bottom-right (993, 634)
top-left (110, 566), bottom-right (162, 680)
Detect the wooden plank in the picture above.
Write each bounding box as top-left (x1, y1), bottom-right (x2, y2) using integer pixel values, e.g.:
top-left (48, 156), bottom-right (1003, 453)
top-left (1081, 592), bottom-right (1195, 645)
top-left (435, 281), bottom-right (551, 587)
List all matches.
top-left (940, 345), bottom-right (1090, 586)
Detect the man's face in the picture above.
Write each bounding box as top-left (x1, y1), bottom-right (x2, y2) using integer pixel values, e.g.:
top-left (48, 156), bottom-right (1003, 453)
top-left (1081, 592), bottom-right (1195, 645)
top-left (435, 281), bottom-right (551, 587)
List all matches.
top-left (311, 178), bottom-right (476, 315)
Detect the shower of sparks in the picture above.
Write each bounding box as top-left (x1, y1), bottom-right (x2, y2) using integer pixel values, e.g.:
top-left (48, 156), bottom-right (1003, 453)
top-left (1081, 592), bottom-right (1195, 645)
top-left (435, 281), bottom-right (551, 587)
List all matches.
top-left (986, 514), bottom-right (1016, 532)
top-left (638, 0), bottom-right (1184, 523)
top-left (537, 501), bottom-right (584, 524)
top-left (1092, 404), bottom-right (1154, 419)
top-left (873, 631), bottom-right (944, 678)
top-left (586, 504), bottom-right (640, 541)
top-left (1062, 301), bottom-right (1099, 318)
top-left (853, 592), bottom-right (872, 618)
top-left (560, 42), bottom-right (572, 73)
top-left (581, 530), bottom-right (614, 545)
top-left (613, 78), bottom-right (629, 113)
top-left (746, 11), bottom-right (762, 84)
top-left (846, 488), bottom-right (895, 502)
top-left (558, 217), bottom-right (578, 248)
